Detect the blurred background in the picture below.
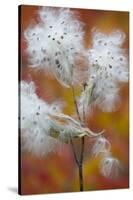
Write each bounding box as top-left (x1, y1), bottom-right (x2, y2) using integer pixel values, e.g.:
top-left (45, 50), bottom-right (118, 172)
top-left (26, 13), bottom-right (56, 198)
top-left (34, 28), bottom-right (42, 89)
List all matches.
top-left (20, 5), bottom-right (129, 194)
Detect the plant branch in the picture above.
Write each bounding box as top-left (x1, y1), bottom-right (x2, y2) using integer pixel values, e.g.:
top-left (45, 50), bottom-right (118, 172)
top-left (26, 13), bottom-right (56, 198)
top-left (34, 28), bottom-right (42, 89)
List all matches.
top-left (70, 134), bottom-right (84, 191)
top-left (83, 103), bottom-right (86, 126)
top-left (69, 135), bottom-right (79, 166)
top-left (79, 136), bottom-right (85, 191)
top-left (80, 137), bottom-right (85, 164)
top-left (71, 85), bottom-right (85, 191)
top-left (71, 85), bottom-right (82, 123)
top-left (78, 162), bottom-right (84, 191)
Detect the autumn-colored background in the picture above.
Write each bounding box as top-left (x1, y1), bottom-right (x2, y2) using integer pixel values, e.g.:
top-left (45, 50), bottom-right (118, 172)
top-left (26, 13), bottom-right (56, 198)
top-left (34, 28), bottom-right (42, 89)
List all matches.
top-left (19, 5), bottom-right (129, 195)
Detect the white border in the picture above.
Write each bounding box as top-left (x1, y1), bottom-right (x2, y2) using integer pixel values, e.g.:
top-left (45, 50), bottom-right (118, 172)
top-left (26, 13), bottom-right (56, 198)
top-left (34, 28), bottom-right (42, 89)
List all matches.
top-left (19, 0), bottom-right (131, 11)
top-left (0, 0), bottom-right (132, 199)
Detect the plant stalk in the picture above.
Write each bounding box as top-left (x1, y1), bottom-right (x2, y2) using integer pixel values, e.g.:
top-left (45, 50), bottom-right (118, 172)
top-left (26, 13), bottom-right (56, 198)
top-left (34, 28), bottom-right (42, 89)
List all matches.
top-left (71, 85), bottom-right (82, 123)
top-left (71, 85), bottom-right (85, 191)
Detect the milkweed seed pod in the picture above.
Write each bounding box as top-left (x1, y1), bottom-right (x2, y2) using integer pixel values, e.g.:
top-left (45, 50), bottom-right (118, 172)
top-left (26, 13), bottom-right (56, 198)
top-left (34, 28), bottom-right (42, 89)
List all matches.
top-left (24, 7), bottom-right (85, 87)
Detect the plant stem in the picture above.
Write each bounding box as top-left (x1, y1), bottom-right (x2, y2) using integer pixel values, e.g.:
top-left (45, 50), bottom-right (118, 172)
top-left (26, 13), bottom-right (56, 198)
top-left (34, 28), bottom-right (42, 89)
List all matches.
top-left (69, 135), bottom-right (79, 166)
top-left (83, 103), bottom-right (86, 125)
top-left (82, 83), bottom-right (87, 126)
top-left (79, 136), bottom-right (85, 191)
top-left (70, 135), bottom-right (84, 191)
top-left (79, 86), bottom-right (86, 191)
top-left (71, 85), bottom-right (85, 191)
top-left (78, 162), bottom-right (83, 191)
top-left (71, 85), bottom-right (82, 123)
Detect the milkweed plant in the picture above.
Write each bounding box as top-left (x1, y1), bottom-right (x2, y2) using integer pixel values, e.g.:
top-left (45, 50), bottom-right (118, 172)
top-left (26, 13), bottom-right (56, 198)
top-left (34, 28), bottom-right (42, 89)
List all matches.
top-left (20, 7), bottom-right (129, 191)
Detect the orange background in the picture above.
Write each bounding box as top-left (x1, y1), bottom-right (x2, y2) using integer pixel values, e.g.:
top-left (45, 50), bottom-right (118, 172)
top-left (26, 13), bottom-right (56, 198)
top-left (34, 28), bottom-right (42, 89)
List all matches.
top-left (19, 5), bottom-right (129, 194)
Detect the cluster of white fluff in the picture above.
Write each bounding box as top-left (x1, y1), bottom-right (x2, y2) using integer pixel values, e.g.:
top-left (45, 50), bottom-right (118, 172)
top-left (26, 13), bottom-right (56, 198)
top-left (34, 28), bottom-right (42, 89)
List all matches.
top-left (20, 81), bottom-right (95, 156)
top-left (91, 136), bottom-right (120, 178)
top-left (91, 136), bottom-right (111, 157)
top-left (24, 7), bottom-right (85, 87)
top-left (99, 154), bottom-right (121, 178)
top-left (79, 30), bottom-right (128, 114)
top-left (20, 81), bottom-right (63, 156)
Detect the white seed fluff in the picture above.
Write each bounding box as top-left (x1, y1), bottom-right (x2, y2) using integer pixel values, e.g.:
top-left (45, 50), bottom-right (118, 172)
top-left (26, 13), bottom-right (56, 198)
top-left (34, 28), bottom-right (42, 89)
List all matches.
top-left (79, 30), bottom-right (128, 113)
top-left (92, 136), bottom-right (111, 157)
top-left (100, 155), bottom-right (121, 178)
top-left (20, 81), bottom-right (63, 156)
top-left (20, 81), bottom-right (89, 155)
top-left (24, 7), bottom-right (85, 87)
